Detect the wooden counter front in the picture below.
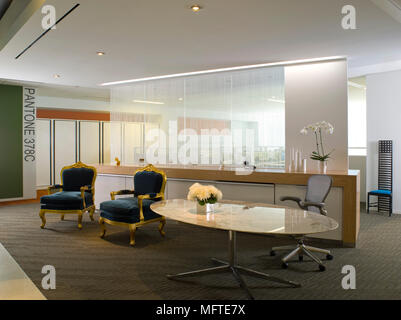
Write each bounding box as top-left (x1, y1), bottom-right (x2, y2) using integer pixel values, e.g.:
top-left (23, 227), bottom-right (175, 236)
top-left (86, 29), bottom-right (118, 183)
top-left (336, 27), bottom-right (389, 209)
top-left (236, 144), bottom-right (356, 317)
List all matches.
top-left (93, 164), bottom-right (360, 247)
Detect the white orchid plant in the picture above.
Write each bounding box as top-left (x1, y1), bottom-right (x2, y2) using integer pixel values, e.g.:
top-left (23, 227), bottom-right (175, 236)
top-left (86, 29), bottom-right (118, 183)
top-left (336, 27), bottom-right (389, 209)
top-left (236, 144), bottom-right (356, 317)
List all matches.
top-left (300, 121), bottom-right (334, 162)
top-left (187, 183), bottom-right (223, 206)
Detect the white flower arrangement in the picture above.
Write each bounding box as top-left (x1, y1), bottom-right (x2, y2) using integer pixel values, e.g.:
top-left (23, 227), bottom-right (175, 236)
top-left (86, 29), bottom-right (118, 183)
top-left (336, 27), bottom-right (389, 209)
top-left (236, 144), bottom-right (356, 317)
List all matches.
top-left (187, 183), bottom-right (223, 205)
top-left (300, 121), bottom-right (334, 161)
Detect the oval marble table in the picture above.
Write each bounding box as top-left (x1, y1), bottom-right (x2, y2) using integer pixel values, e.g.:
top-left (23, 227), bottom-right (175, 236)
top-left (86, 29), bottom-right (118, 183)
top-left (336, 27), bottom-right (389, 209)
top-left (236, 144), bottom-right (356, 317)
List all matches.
top-left (151, 199), bottom-right (338, 300)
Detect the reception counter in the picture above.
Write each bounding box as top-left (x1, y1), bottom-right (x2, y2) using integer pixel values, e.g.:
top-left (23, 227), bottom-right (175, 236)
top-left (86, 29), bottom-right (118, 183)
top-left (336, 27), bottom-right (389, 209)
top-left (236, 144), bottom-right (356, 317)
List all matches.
top-left (93, 164), bottom-right (360, 247)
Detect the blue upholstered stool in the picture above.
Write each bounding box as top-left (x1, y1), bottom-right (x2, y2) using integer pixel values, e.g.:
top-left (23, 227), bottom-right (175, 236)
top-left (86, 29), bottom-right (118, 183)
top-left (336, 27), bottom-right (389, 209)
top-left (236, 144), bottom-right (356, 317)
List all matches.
top-left (367, 140), bottom-right (393, 216)
top-left (367, 189), bottom-right (392, 216)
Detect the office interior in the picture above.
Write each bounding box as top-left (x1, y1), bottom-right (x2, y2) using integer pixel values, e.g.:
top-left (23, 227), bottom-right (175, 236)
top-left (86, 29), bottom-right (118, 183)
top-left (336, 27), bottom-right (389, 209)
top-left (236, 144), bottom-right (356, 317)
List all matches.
top-left (0, 0), bottom-right (400, 300)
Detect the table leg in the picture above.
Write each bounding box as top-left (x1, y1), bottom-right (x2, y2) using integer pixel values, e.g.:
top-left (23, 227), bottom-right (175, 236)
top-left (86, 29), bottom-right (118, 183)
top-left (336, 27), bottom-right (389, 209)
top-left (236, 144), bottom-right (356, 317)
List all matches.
top-left (167, 265), bottom-right (229, 279)
top-left (167, 230), bottom-right (301, 299)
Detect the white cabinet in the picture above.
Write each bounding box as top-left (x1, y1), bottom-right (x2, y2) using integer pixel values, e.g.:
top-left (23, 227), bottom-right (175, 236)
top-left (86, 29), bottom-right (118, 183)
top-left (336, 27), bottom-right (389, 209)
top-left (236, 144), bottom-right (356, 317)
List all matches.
top-left (166, 179), bottom-right (194, 200)
top-left (215, 181), bottom-right (274, 204)
top-left (275, 184), bottom-right (343, 241)
top-left (95, 174), bottom-right (129, 208)
top-left (166, 178), bottom-right (275, 204)
top-left (96, 175), bottom-right (275, 208)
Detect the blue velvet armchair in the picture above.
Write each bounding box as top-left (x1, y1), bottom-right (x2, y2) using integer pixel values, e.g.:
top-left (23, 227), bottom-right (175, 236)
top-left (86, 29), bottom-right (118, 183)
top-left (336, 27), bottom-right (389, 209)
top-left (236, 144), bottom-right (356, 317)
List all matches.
top-left (39, 161), bottom-right (97, 229)
top-left (99, 164), bottom-right (167, 246)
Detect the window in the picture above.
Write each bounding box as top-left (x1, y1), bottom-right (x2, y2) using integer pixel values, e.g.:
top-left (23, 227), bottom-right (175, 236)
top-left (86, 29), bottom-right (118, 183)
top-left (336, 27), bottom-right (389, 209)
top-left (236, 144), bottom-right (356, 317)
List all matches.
top-left (348, 78), bottom-right (367, 156)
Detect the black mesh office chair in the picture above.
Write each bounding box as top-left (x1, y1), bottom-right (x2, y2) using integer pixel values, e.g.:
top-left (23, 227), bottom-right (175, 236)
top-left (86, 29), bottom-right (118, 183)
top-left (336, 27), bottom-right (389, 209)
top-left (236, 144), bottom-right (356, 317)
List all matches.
top-left (270, 175), bottom-right (334, 271)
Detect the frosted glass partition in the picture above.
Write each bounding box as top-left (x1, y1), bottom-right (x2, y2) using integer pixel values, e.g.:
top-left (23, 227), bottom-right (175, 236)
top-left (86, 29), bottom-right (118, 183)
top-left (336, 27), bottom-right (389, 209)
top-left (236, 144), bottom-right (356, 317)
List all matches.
top-left (123, 122), bottom-right (143, 164)
top-left (108, 122), bottom-right (122, 163)
top-left (110, 67), bottom-right (285, 168)
top-left (54, 120), bottom-right (76, 184)
top-left (36, 119), bottom-right (51, 187)
top-left (80, 121), bottom-right (100, 164)
top-left (103, 122), bottom-right (111, 164)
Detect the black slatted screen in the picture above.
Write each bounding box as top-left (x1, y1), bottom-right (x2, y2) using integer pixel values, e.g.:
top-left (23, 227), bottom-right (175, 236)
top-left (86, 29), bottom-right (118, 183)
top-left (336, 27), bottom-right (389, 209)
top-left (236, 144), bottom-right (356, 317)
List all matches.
top-left (378, 140), bottom-right (393, 212)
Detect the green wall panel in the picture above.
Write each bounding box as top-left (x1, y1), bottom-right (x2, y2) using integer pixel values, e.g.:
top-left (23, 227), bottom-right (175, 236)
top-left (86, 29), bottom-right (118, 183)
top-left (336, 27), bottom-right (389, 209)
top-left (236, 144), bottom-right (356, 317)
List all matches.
top-left (0, 84), bottom-right (23, 199)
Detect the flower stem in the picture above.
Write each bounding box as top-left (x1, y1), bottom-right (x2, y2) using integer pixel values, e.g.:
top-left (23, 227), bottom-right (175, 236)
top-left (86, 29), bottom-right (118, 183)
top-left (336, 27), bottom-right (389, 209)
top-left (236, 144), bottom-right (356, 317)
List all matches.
top-left (319, 128), bottom-right (325, 156)
top-left (314, 131), bottom-right (320, 156)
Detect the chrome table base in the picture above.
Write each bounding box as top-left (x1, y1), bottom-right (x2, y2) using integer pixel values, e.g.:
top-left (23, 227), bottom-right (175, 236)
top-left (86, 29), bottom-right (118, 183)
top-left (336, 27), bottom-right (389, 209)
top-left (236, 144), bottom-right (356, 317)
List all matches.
top-left (167, 230), bottom-right (300, 300)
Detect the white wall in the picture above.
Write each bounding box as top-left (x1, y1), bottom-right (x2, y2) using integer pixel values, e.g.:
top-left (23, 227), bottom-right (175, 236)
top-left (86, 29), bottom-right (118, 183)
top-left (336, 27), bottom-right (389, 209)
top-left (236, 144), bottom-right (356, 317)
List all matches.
top-left (367, 70), bottom-right (401, 213)
top-left (35, 86), bottom-right (110, 111)
top-left (37, 95), bottom-right (109, 111)
top-left (349, 155), bottom-right (366, 202)
top-left (285, 59), bottom-right (349, 171)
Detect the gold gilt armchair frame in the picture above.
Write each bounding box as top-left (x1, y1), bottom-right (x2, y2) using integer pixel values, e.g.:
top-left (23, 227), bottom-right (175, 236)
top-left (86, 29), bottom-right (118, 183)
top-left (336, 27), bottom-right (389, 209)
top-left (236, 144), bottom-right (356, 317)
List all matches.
top-left (39, 161), bottom-right (97, 229)
top-left (99, 164), bottom-right (167, 246)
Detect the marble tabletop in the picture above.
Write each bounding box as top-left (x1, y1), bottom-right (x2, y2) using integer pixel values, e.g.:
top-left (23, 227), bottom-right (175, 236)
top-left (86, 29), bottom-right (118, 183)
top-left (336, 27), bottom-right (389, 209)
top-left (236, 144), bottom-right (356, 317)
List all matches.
top-left (151, 199), bottom-right (338, 236)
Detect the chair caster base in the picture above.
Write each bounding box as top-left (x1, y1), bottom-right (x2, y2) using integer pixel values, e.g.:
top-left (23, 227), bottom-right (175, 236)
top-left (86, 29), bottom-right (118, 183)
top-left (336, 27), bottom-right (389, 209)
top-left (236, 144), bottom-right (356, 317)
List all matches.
top-left (326, 254), bottom-right (333, 260)
top-left (319, 265), bottom-right (326, 272)
top-left (270, 250), bottom-right (276, 257)
top-left (281, 262), bottom-right (288, 269)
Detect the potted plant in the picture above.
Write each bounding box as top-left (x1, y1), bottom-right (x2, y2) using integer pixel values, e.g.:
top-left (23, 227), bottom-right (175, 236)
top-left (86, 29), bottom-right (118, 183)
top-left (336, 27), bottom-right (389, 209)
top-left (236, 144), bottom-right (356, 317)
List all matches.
top-left (187, 183), bottom-right (223, 213)
top-left (300, 121), bottom-right (334, 173)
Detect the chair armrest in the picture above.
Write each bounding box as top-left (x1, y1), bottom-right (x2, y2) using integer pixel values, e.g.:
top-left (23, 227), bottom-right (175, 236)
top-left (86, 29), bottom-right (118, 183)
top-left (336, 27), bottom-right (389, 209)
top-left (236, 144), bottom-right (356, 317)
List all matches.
top-left (280, 196), bottom-right (302, 203)
top-left (110, 189), bottom-right (136, 200)
top-left (280, 196), bottom-right (303, 206)
top-left (80, 185), bottom-right (92, 192)
top-left (301, 201), bottom-right (327, 215)
top-left (80, 185), bottom-right (94, 208)
top-left (137, 193), bottom-right (164, 221)
top-left (137, 193), bottom-right (164, 201)
top-left (47, 185), bottom-right (63, 195)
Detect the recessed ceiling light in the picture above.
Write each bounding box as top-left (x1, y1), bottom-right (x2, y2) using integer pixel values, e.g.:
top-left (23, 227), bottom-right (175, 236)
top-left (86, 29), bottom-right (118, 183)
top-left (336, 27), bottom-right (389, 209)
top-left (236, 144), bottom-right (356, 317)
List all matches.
top-left (54, 74), bottom-right (60, 78)
top-left (190, 5), bottom-right (202, 12)
top-left (97, 51), bottom-right (105, 56)
top-left (178, 97), bottom-right (183, 101)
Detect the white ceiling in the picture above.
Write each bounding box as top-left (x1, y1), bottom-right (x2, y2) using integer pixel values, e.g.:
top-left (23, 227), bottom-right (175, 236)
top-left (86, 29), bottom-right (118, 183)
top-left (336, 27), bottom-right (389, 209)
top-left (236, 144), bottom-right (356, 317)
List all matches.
top-left (0, 0), bottom-right (401, 91)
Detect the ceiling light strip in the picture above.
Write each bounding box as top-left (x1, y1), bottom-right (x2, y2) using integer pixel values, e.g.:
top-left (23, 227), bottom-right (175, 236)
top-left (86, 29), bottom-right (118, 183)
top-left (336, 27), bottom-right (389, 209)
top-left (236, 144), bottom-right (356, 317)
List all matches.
top-left (348, 81), bottom-right (366, 89)
top-left (15, 3), bottom-right (80, 60)
top-left (132, 100), bottom-right (165, 105)
top-left (267, 98), bottom-right (285, 104)
top-left (100, 56), bottom-right (346, 86)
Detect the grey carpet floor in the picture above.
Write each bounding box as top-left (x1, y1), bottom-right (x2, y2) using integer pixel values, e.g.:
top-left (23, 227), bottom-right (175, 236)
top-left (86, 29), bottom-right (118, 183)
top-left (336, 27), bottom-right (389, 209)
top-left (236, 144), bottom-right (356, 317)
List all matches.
top-left (0, 203), bottom-right (399, 300)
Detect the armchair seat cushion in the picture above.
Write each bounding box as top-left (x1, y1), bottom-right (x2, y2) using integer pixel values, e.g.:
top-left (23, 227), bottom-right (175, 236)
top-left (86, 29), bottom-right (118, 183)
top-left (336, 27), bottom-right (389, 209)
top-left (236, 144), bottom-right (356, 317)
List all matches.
top-left (100, 197), bottom-right (161, 224)
top-left (40, 191), bottom-right (93, 210)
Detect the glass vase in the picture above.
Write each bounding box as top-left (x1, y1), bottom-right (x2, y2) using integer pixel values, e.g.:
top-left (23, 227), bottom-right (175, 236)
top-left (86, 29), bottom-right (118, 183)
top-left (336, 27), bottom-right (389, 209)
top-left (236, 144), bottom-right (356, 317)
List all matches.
top-left (196, 202), bottom-right (215, 214)
top-left (317, 160), bottom-right (327, 174)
